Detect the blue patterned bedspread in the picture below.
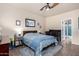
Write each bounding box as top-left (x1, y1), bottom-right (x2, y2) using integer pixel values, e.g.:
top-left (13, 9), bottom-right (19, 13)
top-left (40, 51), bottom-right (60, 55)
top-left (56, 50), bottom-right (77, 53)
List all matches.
top-left (22, 33), bottom-right (58, 56)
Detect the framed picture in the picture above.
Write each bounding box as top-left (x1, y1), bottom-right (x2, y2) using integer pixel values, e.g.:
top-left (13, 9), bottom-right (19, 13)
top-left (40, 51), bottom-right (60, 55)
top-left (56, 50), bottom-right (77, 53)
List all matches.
top-left (16, 20), bottom-right (21, 26)
top-left (25, 19), bottom-right (36, 27)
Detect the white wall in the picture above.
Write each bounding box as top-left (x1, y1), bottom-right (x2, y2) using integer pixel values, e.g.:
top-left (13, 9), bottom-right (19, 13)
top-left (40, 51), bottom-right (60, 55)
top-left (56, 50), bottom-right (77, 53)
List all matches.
top-left (46, 9), bottom-right (79, 45)
top-left (0, 4), bottom-right (45, 44)
top-left (0, 4), bottom-right (79, 45)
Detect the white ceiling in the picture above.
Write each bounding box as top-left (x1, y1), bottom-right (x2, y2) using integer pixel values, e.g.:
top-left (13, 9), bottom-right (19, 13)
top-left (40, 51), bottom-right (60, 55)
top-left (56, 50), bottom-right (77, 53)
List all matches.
top-left (1, 3), bottom-right (79, 17)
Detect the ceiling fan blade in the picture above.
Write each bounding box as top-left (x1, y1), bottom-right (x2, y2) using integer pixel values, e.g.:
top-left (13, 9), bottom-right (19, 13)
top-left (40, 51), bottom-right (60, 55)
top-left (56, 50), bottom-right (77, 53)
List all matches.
top-left (50, 3), bottom-right (59, 9)
top-left (40, 5), bottom-right (46, 11)
top-left (40, 7), bottom-right (44, 11)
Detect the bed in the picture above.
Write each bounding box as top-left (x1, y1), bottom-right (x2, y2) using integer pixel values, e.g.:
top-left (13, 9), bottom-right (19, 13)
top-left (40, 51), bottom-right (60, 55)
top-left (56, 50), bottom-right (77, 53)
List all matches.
top-left (22, 30), bottom-right (58, 56)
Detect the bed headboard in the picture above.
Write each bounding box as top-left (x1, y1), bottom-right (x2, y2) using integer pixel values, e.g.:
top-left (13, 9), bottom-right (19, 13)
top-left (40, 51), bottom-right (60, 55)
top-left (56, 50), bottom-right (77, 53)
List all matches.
top-left (23, 30), bottom-right (37, 36)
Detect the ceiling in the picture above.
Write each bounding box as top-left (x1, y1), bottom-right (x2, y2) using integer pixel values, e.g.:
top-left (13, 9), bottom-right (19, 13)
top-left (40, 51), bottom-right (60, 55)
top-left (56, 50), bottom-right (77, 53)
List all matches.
top-left (1, 3), bottom-right (79, 17)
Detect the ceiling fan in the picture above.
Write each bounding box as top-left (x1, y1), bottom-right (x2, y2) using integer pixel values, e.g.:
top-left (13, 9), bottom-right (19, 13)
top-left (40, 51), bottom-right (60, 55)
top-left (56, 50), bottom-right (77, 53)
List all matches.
top-left (40, 3), bottom-right (59, 11)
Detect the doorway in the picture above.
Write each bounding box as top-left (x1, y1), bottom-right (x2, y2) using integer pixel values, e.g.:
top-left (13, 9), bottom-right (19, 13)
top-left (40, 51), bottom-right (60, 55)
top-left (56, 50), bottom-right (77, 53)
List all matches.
top-left (61, 19), bottom-right (72, 44)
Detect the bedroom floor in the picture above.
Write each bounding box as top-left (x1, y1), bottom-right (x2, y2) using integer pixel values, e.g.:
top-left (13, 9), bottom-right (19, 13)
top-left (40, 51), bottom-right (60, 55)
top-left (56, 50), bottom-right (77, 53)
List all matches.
top-left (55, 40), bottom-right (79, 56)
top-left (9, 40), bottom-right (79, 56)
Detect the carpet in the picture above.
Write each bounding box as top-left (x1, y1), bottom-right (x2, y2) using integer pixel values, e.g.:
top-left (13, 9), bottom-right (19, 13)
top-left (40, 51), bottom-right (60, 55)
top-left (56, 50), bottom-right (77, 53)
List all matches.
top-left (20, 45), bottom-right (62, 56)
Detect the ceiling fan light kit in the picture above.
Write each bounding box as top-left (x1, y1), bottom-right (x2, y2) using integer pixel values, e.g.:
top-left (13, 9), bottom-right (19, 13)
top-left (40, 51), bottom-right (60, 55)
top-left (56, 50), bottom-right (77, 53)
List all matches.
top-left (46, 7), bottom-right (50, 11)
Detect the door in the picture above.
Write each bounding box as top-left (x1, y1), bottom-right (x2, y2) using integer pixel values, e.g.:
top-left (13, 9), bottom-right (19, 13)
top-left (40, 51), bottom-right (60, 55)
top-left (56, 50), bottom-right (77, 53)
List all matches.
top-left (61, 19), bottom-right (72, 43)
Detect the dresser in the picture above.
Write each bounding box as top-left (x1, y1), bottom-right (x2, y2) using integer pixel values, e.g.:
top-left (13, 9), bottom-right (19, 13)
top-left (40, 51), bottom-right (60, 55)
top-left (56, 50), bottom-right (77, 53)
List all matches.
top-left (0, 43), bottom-right (9, 56)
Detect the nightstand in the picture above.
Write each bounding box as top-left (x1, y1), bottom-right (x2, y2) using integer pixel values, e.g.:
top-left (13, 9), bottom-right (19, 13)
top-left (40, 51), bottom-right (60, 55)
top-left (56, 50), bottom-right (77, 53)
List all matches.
top-left (14, 35), bottom-right (23, 47)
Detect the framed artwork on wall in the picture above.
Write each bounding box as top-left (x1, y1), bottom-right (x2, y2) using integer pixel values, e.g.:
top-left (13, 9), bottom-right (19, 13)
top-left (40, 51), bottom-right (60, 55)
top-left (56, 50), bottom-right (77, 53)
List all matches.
top-left (25, 18), bottom-right (36, 27)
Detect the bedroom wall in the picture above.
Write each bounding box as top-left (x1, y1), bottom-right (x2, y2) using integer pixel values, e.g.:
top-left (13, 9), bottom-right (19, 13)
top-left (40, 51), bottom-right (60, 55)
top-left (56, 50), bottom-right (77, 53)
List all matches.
top-left (0, 4), bottom-right (45, 44)
top-left (45, 9), bottom-right (79, 45)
